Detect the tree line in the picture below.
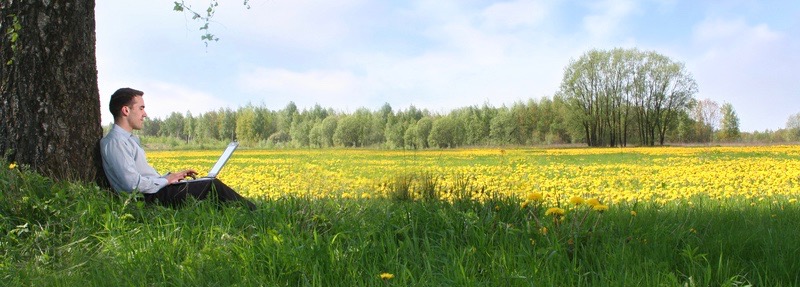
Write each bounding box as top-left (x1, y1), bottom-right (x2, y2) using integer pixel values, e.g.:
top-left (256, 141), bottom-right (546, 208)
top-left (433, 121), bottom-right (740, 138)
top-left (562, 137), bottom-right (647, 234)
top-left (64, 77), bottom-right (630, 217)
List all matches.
top-left (130, 48), bottom-right (795, 148)
top-left (131, 96), bottom-right (757, 149)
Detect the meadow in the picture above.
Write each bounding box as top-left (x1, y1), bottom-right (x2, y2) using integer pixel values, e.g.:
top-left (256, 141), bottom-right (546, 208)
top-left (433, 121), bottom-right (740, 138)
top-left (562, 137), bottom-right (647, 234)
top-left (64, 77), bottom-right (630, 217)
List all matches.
top-left (2, 145), bottom-right (800, 286)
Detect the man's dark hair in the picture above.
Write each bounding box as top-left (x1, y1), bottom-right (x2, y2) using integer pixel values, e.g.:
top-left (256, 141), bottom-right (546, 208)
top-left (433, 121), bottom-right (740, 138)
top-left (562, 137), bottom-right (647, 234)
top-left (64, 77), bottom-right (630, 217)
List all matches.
top-left (109, 88), bottom-right (144, 118)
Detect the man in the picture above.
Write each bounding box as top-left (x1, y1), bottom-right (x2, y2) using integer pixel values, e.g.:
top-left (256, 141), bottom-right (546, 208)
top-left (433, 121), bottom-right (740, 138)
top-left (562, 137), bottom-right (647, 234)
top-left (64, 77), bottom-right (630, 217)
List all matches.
top-left (100, 87), bottom-right (256, 210)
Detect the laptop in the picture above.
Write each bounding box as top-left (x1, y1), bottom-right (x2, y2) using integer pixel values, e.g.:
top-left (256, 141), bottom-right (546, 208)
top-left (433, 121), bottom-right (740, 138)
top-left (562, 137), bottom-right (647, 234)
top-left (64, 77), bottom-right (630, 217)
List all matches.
top-left (174, 141), bottom-right (239, 183)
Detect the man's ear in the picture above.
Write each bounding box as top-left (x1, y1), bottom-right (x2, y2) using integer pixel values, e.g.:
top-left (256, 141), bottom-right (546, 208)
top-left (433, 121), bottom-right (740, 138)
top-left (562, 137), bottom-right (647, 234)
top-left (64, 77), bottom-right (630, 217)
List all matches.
top-left (121, 106), bottom-right (130, 116)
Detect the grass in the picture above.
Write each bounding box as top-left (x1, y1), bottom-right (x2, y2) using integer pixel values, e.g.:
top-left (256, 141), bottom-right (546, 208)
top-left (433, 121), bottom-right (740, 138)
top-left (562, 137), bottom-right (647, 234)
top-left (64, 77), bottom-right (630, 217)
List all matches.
top-left (2, 150), bottom-right (800, 286)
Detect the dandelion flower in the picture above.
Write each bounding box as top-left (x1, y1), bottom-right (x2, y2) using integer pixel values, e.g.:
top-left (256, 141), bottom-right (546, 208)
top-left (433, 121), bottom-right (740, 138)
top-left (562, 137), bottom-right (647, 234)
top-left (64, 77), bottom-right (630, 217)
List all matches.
top-left (539, 227), bottom-right (548, 235)
top-left (630, 210), bottom-right (637, 217)
top-left (585, 198), bottom-right (601, 207)
top-left (379, 273), bottom-right (394, 280)
top-left (527, 192), bottom-right (543, 202)
top-left (569, 196), bottom-right (584, 206)
top-left (8, 162), bottom-right (16, 170)
top-left (520, 201), bottom-right (530, 209)
top-left (593, 204), bottom-right (609, 212)
top-left (545, 207), bottom-right (565, 216)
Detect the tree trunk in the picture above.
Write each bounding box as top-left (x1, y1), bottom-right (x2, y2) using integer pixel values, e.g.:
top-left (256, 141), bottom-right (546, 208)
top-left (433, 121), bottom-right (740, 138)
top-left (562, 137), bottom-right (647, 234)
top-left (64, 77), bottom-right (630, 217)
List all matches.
top-left (1, 0), bottom-right (103, 183)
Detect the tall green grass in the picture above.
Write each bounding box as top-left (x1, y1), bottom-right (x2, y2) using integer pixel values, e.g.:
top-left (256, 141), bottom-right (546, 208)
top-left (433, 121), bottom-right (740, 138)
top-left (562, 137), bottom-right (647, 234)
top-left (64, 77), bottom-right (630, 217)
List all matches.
top-left (2, 161), bottom-right (799, 286)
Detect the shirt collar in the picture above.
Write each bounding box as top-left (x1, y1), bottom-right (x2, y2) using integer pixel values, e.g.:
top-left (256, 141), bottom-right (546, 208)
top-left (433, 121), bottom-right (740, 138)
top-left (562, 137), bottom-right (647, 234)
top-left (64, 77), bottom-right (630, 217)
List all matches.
top-left (111, 124), bottom-right (132, 137)
top-left (111, 124), bottom-right (140, 145)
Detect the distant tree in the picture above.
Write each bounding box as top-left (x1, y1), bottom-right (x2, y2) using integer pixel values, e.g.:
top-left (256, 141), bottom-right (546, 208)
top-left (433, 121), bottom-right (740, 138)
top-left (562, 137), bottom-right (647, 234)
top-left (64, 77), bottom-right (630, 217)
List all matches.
top-left (142, 118), bottom-right (162, 137)
top-left (670, 108), bottom-right (698, 143)
top-left (786, 112), bottom-right (800, 141)
top-left (162, 112), bottom-right (185, 138)
top-left (489, 108), bottom-right (515, 145)
top-left (718, 102), bottom-right (740, 142)
top-left (539, 96), bottom-right (572, 144)
top-left (308, 121), bottom-right (324, 148)
top-left (199, 111), bottom-right (220, 140)
top-left (290, 119), bottom-right (312, 148)
top-left (267, 130), bottom-right (291, 145)
top-left (415, 117), bottom-right (434, 149)
top-left (235, 107), bottom-right (257, 143)
top-left (252, 107), bottom-right (275, 142)
top-left (691, 98), bottom-right (720, 143)
top-left (384, 118), bottom-right (406, 149)
top-left (219, 108), bottom-right (237, 141)
top-left (307, 104), bottom-right (329, 122)
top-left (428, 116), bottom-right (462, 148)
top-left (456, 106), bottom-right (490, 146)
top-left (334, 115), bottom-right (362, 147)
top-left (321, 117), bottom-right (338, 147)
top-left (354, 108), bottom-right (375, 146)
top-left (396, 105), bottom-right (421, 124)
top-left (183, 111), bottom-right (195, 143)
top-left (369, 109), bottom-right (388, 145)
top-left (403, 123), bottom-right (419, 149)
top-left (510, 102), bottom-right (534, 144)
top-left (277, 102), bottom-right (298, 133)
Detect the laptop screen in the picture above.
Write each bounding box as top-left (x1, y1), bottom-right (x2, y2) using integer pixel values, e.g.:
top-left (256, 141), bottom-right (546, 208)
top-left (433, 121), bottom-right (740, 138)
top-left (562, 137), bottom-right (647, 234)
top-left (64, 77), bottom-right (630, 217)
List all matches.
top-left (207, 142), bottom-right (239, 178)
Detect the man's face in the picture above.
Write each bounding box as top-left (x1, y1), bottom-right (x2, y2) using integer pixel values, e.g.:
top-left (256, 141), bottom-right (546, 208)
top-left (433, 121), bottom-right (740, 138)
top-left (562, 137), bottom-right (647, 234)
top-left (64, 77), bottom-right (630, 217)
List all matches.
top-left (125, 96), bottom-right (148, 130)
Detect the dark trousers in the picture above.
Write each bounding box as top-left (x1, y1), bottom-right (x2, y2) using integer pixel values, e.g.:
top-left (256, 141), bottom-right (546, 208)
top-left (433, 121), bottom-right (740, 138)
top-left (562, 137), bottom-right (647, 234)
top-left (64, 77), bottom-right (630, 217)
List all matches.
top-left (144, 178), bottom-right (256, 210)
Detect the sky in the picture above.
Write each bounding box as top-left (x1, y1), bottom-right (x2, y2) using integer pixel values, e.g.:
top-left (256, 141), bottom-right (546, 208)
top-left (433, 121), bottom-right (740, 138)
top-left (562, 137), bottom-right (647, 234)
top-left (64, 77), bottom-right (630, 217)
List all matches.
top-left (95, 0), bottom-right (800, 132)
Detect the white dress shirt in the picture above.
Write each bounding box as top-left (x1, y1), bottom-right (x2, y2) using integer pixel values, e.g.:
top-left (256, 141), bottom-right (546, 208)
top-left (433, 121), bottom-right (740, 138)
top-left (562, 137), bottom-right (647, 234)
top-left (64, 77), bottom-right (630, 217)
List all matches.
top-left (100, 124), bottom-right (168, 194)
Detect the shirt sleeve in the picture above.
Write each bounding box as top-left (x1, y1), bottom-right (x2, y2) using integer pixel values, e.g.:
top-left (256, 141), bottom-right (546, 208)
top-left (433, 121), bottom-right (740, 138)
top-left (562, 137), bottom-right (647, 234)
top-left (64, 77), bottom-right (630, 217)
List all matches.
top-left (101, 136), bottom-right (168, 194)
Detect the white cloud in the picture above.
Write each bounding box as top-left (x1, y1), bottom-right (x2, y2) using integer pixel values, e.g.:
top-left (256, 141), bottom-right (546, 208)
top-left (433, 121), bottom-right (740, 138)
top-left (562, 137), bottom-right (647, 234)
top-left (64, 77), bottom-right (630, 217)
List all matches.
top-left (213, 0), bottom-right (366, 50)
top-left (689, 17), bottom-right (796, 131)
top-left (237, 68), bottom-right (367, 109)
top-left (582, 0), bottom-right (638, 40)
top-left (481, 0), bottom-right (551, 29)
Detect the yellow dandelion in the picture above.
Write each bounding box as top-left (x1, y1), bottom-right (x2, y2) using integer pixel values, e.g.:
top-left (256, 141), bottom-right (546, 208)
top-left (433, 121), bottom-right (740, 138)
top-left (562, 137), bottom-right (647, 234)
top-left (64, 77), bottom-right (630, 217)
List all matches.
top-left (630, 210), bottom-right (637, 217)
top-left (539, 226), bottom-right (548, 235)
top-left (544, 207), bottom-right (565, 216)
top-left (593, 204), bottom-right (609, 212)
top-left (585, 198), bottom-right (601, 207)
top-left (8, 162), bottom-right (16, 170)
top-left (520, 201), bottom-right (530, 209)
top-left (789, 198), bottom-right (797, 204)
top-left (527, 192), bottom-right (543, 202)
top-left (379, 273), bottom-right (394, 280)
top-left (569, 196), bottom-right (584, 206)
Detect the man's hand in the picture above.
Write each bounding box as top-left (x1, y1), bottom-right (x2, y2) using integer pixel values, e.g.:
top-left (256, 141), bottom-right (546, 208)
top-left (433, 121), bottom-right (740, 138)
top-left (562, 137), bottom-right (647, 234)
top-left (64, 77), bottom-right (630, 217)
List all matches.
top-left (166, 169), bottom-right (198, 184)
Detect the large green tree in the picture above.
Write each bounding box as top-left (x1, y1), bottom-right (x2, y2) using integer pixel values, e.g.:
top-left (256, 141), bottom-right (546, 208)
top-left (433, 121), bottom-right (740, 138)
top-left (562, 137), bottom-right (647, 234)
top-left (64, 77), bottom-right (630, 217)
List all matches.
top-left (560, 48), bottom-right (697, 147)
top-left (1, 1), bottom-right (102, 182)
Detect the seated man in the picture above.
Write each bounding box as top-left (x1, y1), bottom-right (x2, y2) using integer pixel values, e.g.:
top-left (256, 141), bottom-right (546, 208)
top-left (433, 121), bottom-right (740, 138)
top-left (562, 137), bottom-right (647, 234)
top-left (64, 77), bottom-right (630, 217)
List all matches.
top-left (100, 87), bottom-right (256, 210)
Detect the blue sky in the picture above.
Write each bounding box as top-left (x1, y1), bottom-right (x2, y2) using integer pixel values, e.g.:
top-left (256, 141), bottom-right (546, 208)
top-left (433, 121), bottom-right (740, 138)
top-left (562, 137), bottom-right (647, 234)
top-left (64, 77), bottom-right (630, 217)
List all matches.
top-left (95, 0), bottom-right (800, 132)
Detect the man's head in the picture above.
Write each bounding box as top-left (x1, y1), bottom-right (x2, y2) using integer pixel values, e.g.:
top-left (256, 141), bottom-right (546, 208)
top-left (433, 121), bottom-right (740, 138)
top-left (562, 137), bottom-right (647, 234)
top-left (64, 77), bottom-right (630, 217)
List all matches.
top-left (109, 88), bottom-right (147, 131)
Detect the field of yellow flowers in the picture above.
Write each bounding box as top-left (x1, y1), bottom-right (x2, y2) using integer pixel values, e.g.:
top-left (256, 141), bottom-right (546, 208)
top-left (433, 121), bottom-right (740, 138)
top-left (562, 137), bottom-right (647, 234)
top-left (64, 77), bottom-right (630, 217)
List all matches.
top-left (149, 145), bottom-right (800, 205)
